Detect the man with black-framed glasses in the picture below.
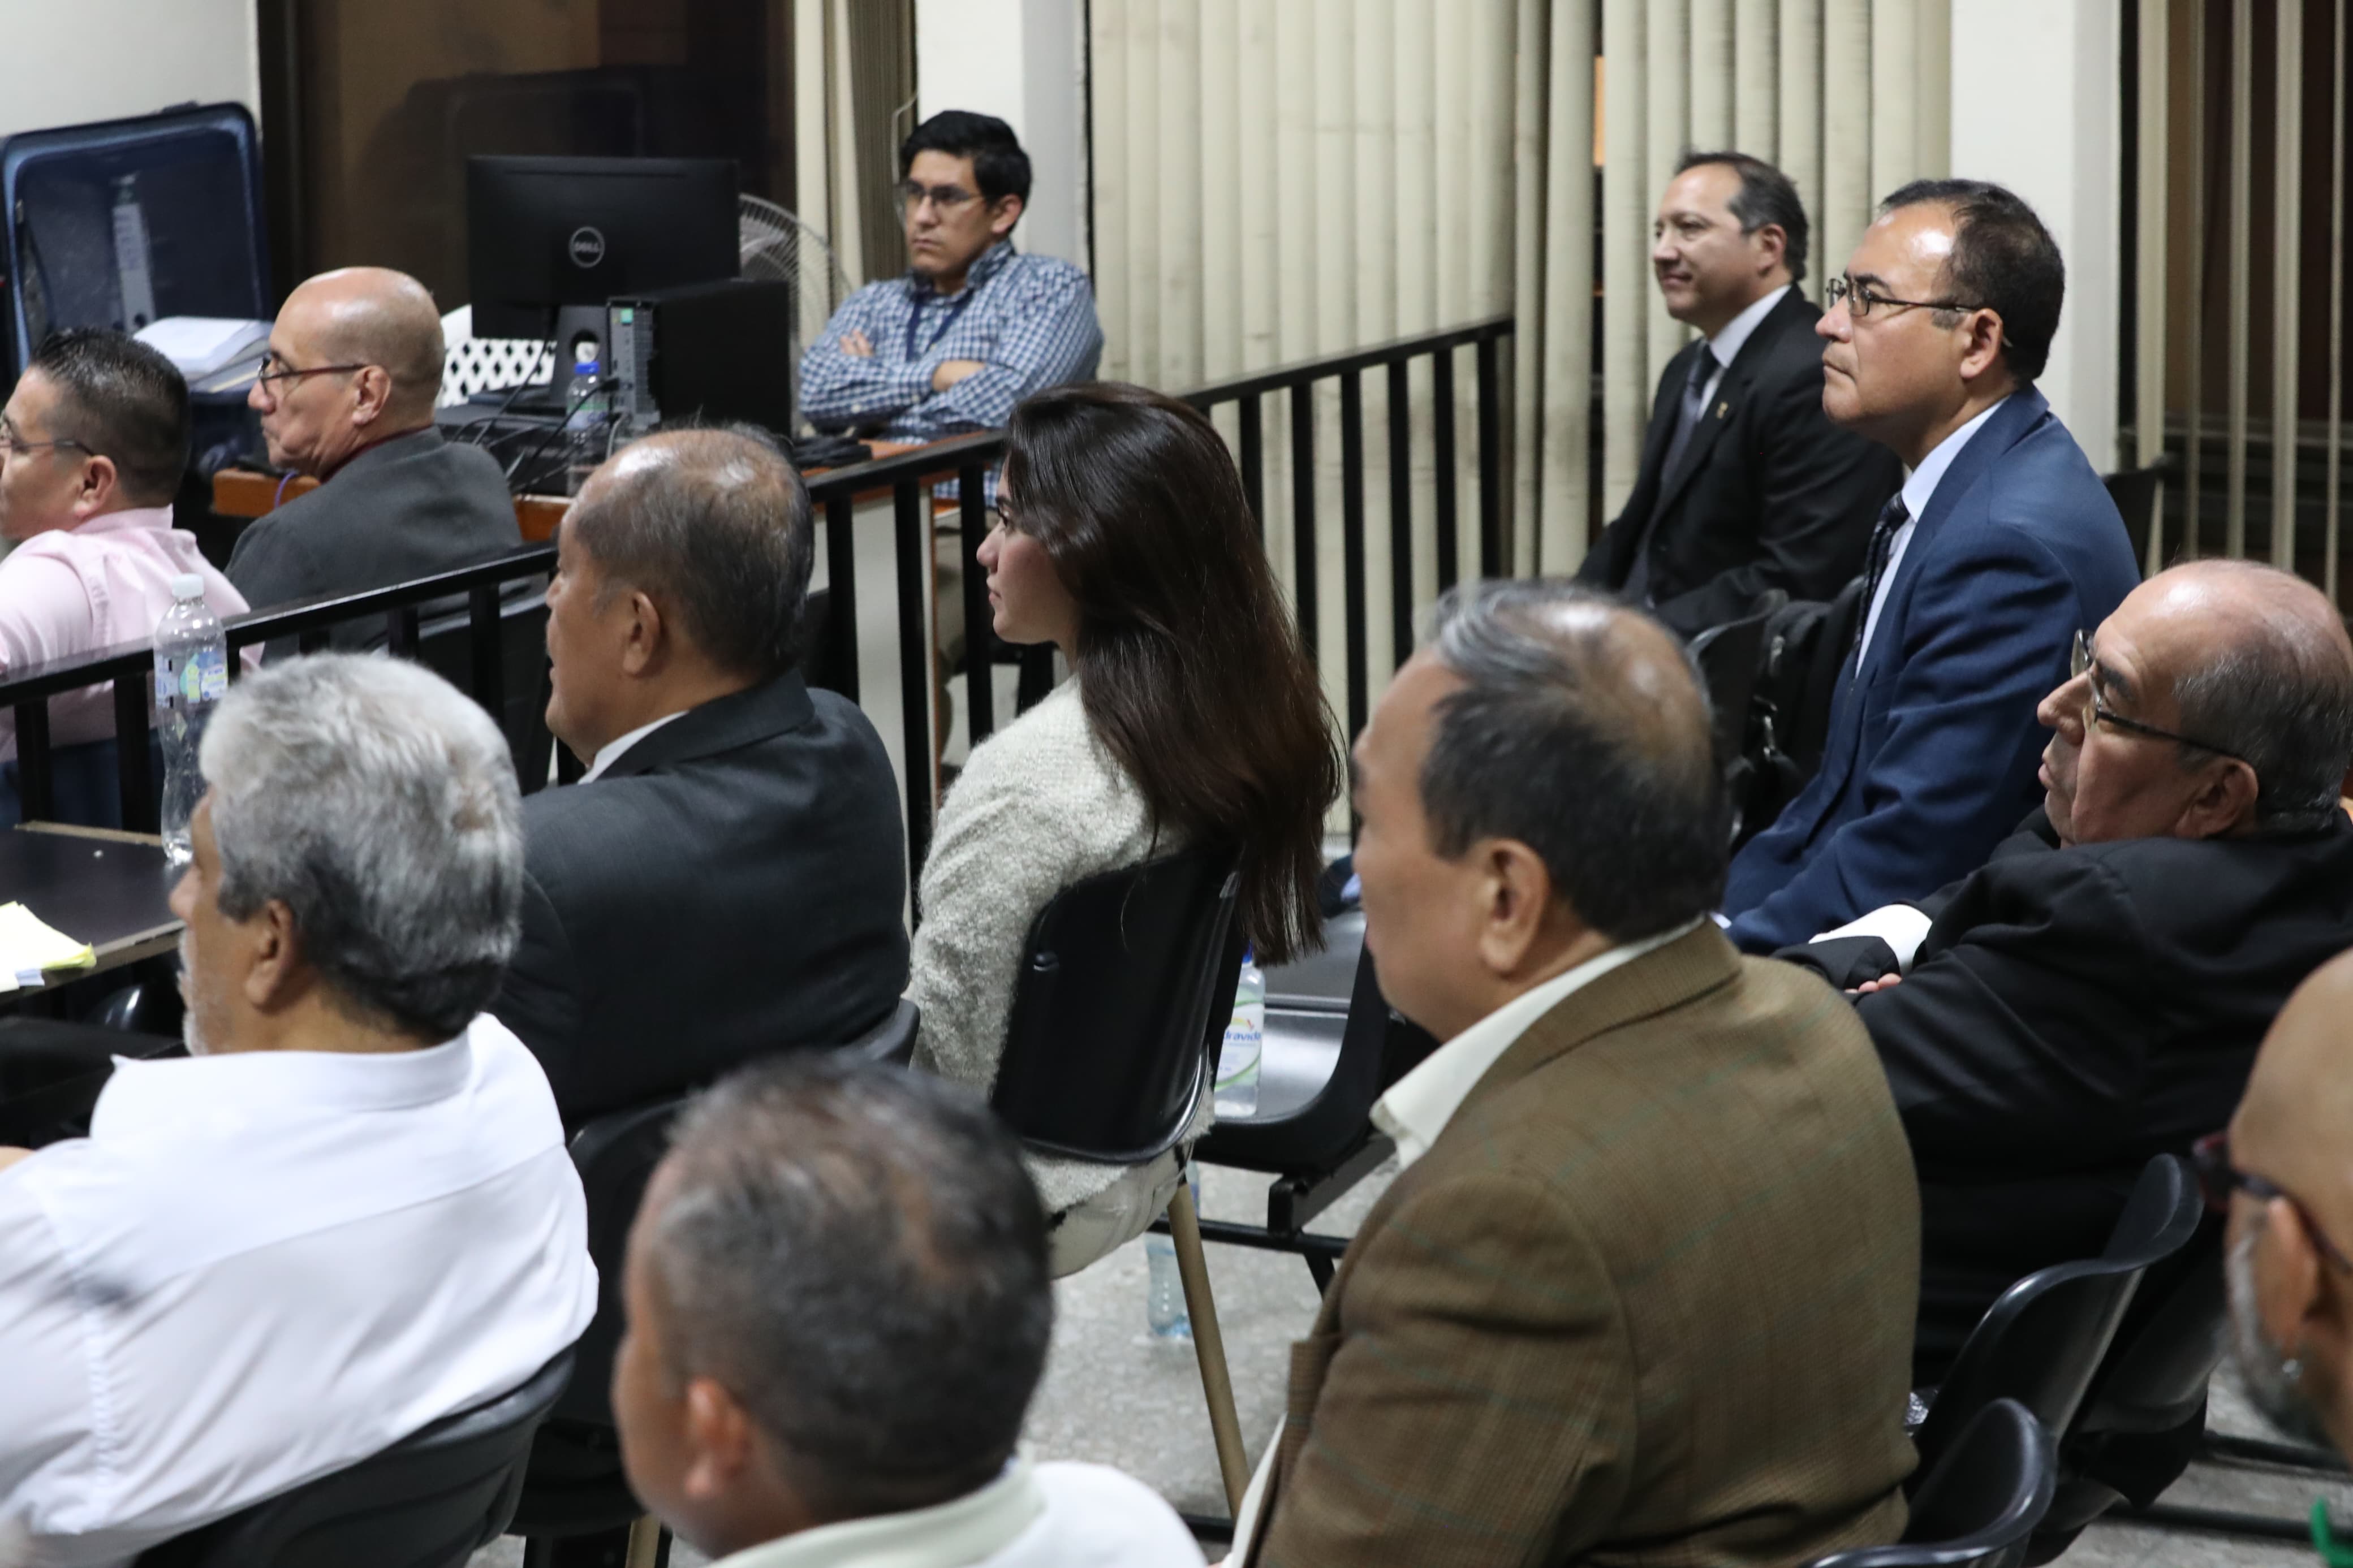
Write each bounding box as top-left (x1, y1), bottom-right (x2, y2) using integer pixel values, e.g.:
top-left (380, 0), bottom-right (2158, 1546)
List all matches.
top-left (1779, 559), bottom-right (2353, 1388)
top-left (798, 111), bottom-right (1100, 462)
top-left (2220, 953), bottom-right (2353, 1472)
top-left (226, 266), bottom-right (519, 643)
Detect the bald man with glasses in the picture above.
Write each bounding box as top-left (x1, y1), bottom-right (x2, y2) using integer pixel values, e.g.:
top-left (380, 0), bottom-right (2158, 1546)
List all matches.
top-left (1779, 560), bottom-right (2353, 1384)
top-left (227, 266), bottom-right (520, 641)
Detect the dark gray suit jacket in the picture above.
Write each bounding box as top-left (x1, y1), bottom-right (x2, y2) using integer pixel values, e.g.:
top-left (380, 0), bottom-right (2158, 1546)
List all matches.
top-left (491, 672), bottom-right (911, 1124)
top-left (1576, 288), bottom-right (1902, 638)
top-left (227, 427), bottom-right (522, 640)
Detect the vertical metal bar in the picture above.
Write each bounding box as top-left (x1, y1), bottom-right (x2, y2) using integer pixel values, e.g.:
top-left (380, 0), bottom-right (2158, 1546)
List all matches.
top-left (1340, 370), bottom-right (1368, 742)
top-left (1290, 382), bottom-right (1318, 659)
top-left (2135, 0), bottom-right (2170, 573)
top-left (2329, 0), bottom-right (2346, 604)
top-left (2186, 3), bottom-right (2208, 558)
top-left (1476, 334), bottom-right (1503, 578)
top-left (958, 466), bottom-right (996, 746)
top-left (1386, 358), bottom-right (1413, 670)
top-left (14, 700), bottom-right (50, 822)
top-left (1433, 345), bottom-right (1459, 591)
top-left (2227, 0), bottom-right (2253, 559)
top-left (824, 491), bottom-right (860, 702)
top-left (467, 583), bottom-right (503, 715)
top-left (1238, 395), bottom-right (1264, 536)
top-left (2272, 0), bottom-right (2305, 572)
top-left (386, 606), bottom-right (419, 658)
top-left (893, 481), bottom-right (933, 904)
top-left (113, 672), bottom-right (154, 833)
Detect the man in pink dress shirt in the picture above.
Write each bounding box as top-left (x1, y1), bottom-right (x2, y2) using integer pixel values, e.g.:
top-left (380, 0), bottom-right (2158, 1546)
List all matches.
top-left (0, 328), bottom-right (247, 767)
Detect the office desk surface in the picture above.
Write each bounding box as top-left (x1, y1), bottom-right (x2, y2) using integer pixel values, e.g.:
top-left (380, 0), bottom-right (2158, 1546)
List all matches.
top-left (0, 825), bottom-right (180, 988)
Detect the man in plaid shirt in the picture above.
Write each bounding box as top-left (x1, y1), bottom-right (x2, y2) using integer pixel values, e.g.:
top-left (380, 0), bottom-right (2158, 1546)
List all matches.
top-left (801, 111), bottom-right (1101, 450)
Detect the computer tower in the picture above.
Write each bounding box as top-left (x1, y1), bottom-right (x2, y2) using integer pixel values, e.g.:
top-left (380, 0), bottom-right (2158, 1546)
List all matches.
top-left (607, 278), bottom-right (794, 438)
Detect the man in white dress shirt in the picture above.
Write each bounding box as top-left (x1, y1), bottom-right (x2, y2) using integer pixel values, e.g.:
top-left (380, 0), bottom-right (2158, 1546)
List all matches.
top-left (0, 654), bottom-right (596, 1567)
top-left (611, 1054), bottom-right (1201, 1568)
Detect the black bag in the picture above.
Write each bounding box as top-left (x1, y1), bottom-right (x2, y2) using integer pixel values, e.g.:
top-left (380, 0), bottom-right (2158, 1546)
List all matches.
top-left (1733, 575), bottom-right (1867, 845)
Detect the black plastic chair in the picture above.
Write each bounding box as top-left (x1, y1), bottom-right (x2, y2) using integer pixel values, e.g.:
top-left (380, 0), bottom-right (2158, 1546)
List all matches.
top-left (2030, 1212), bottom-right (2224, 1553)
top-left (1911, 1155), bottom-right (2203, 1492)
top-left (2102, 466), bottom-right (2162, 574)
top-left (135, 1350), bottom-right (574, 1568)
top-left (1192, 928), bottom-right (1437, 1293)
top-left (510, 1000), bottom-right (922, 1561)
top-left (1805, 1400), bottom-right (2057, 1568)
top-left (987, 842), bottom-right (1251, 1510)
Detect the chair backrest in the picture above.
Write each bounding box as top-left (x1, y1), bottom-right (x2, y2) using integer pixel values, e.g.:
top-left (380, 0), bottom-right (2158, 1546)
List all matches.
top-left (1196, 939), bottom-right (1438, 1174)
top-left (2101, 467), bottom-right (2161, 574)
top-left (989, 843), bottom-right (1242, 1163)
top-left (1803, 1400), bottom-right (2057, 1568)
top-left (135, 1351), bottom-right (574, 1568)
top-left (846, 997), bottom-right (920, 1067)
top-left (1687, 604), bottom-right (1773, 766)
top-left (2070, 1207), bottom-right (2226, 1439)
top-left (554, 1096), bottom-right (692, 1427)
top-left (1911, 1155), bottom-right (2203, 1482)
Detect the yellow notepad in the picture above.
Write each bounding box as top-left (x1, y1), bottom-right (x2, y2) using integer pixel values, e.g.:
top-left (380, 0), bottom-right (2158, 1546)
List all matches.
top-left (0, 901), bottom-right (94, 990)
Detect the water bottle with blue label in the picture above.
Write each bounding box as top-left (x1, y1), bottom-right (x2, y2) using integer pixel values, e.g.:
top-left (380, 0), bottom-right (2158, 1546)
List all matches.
top-left (1215, 947), bottom-right (1265, 1118)
top-left (154, 573), bottom-right (227, 868)
top-left (564, 343), bottom-right (611, 495)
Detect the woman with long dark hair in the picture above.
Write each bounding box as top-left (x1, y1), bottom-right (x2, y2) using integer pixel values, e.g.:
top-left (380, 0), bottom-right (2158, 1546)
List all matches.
top-left (909, 380), bottom-right (1342, 1275)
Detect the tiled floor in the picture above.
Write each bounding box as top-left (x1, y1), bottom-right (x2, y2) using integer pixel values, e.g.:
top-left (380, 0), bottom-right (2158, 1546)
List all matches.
top-left (479, 1160), bottom-right (2350, 1566)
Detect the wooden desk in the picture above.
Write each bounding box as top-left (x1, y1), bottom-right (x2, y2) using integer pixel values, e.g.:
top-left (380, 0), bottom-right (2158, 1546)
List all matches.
top-left (212, 469), bottom-right (574, 543)
top-left (0, 824), bottom-right (180, 990)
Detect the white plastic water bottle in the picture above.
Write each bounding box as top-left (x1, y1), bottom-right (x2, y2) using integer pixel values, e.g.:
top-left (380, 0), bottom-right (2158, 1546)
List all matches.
top-left (564, 344), bottom-right (610, 495)
top-left (153, 573), bottom-right (226, 867)
top-left (1215, 947), bottom-right (1266, 1118)
top-left (1145, 1164), bottom-right (1203, 1340)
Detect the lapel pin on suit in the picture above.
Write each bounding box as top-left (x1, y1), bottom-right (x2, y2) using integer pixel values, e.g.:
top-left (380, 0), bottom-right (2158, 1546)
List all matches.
top-left (1716, 401), bottom-right (1731, 420)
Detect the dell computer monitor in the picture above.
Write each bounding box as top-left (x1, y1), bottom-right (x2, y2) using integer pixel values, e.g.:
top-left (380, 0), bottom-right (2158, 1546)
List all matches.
top-left (467, 155), bottom-right (739, 340)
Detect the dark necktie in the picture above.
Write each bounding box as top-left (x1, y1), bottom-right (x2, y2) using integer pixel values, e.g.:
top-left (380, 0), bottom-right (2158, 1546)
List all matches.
top-left (1624, 344), bottom-right (1718, 604)
top-left (1854, 495), bottom-right (1910, 670)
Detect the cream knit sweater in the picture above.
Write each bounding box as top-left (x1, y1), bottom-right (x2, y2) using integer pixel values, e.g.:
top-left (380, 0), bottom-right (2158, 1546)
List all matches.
top-left (909, 680), bottom-right (1214, 1213)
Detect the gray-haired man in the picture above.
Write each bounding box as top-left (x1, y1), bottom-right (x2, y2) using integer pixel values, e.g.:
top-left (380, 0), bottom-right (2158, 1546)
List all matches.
top-left (612, 1054), bottom-right (1197, 1567)
top-left (0, 655), bottom-right (594, 1566)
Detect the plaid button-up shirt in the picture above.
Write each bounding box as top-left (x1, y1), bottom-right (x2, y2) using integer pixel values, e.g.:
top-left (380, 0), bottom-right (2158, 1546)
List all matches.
top-left (800, 240), bottom-right (1103, 445)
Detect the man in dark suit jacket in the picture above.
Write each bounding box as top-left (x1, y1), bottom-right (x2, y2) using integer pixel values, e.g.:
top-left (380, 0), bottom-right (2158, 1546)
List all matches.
top-left (1782, 560), bottom-right (2353, 1380)
top-left (1724, 180), bottom-right (2139, 953)
top-left (1240, 581), bottom-right (1917, 1567)
top-left (1579, 153), bottom-right (1901, 637)
top-left (492, 426), bottom-right (908, 1123)
top-left (229, 267), bottom-right (521, 633)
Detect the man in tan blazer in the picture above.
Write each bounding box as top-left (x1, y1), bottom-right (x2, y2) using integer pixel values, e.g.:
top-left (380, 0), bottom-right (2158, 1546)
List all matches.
top-left (1236, 580), bottom-right (1921, 1567)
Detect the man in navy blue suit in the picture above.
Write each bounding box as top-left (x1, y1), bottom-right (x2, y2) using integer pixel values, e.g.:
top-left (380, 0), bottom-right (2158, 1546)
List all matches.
top-left (1723, 180), bottom-right (2139, 953)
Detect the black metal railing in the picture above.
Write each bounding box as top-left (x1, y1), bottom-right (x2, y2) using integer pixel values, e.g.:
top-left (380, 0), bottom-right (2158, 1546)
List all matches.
top-left (0, 318), bottom-right (1516, 874)
top-left (1, 546), bottom-right (555, 831)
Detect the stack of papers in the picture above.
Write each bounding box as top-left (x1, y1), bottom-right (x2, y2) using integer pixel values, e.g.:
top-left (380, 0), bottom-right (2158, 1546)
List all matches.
top-left (0, 902), bottom-right (93, 991)
top-left (134, 316), bottom-right (272, 394)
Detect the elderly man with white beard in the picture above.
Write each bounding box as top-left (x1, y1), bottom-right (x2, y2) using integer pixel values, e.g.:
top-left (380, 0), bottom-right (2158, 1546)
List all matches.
top-left (0, 655), bottom-right (593, 1566)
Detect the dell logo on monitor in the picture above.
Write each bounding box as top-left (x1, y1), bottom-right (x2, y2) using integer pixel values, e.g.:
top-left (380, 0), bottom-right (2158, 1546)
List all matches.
top-left (568, 226), bottom-right (607, 268)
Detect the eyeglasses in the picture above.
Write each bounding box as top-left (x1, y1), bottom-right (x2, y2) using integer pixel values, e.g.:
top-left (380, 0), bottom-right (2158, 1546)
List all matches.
top-left (1826, 274), bottom-right (1987, 319)
top-left (253, 354), bottom-right (368, 391)
top-left (2195, 1130), bottom-right (2353, 1273)
top-left (2070, 630), bottom-right (2252, 764)
top-left (0, 425), bottom-right (90, 460)
top-left (897, 179), bottom-right (984, 215)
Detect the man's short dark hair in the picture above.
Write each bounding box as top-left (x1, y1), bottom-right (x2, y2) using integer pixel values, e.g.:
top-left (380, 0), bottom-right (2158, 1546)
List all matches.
top-left (647, 1055), bottom-right (1053, 1519)
top-left (1880, 178), bottom-right (2065, 383)
top-left (1677, 150), bottom-right (1810, 284)
top-left (1419, 580), bottom-right (1728, 941)
top-left (569, 424), bottom-right (812, 680)
top-left (2169, 563), bottom-right (2353, 829)
top-left (28, 327), bottom-right (190, 506)
top-left (900, 110), bottom-right (1032, 205)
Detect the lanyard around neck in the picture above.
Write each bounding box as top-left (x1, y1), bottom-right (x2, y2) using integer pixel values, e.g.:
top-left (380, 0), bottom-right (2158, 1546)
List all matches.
top-left (906, 281), bottom-right (980, 361)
